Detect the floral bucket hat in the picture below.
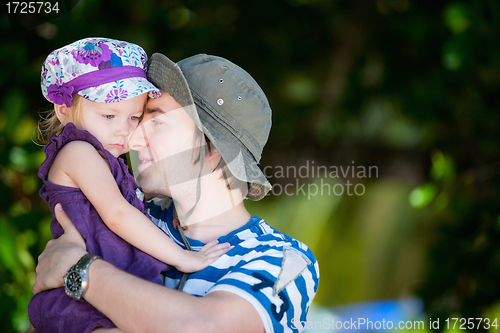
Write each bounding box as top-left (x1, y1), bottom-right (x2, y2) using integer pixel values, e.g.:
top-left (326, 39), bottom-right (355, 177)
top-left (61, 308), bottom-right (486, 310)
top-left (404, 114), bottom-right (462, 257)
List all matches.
top-left (41, 37), bottom-right (160, 107)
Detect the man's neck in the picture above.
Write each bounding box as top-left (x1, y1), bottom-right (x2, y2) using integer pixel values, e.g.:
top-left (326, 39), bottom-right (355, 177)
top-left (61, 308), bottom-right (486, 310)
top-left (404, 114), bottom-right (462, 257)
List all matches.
top-left (178, 201), bottom-right (251, 243)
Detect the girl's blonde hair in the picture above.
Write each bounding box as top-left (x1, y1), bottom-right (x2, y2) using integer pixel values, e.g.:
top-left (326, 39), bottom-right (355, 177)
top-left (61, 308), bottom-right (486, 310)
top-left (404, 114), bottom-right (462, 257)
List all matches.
top-left (36, 95), bottom-right (85, 145)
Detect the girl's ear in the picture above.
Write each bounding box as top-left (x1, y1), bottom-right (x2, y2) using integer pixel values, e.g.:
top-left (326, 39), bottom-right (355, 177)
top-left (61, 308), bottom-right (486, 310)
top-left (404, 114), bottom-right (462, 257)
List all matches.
top-left (54, 104), bottom-right (67, 123)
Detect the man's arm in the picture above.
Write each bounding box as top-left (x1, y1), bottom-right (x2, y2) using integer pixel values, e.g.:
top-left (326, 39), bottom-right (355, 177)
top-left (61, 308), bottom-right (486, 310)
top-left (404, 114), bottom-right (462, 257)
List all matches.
top-left (33, 204), bottom-right (264, 333)
top-left (86, 261), bottom-right (263, 333)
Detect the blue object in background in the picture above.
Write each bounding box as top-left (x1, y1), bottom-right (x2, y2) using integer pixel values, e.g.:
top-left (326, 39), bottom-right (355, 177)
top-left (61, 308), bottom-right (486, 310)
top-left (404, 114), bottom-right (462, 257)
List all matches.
top-left (304, 298), bottom-right (424, 332)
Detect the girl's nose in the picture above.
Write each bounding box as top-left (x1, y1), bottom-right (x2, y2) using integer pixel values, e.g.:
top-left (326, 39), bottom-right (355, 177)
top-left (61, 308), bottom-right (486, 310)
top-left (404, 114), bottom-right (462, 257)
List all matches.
top-left (116, 119), bottom-right (133, 137)
top-left (129, 122), bottom-right (148, 151)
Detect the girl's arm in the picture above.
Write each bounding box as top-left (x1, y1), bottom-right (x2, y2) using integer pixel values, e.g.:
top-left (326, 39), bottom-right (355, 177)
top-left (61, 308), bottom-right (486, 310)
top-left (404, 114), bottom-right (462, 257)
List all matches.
top-left (53, 141), bottom-right (229, 272)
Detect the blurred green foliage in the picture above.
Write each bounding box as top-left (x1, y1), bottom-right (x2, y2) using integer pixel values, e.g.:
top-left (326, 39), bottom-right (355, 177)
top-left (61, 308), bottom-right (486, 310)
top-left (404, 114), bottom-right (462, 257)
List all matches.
top-left (1, 0), bottom-right (499, 332)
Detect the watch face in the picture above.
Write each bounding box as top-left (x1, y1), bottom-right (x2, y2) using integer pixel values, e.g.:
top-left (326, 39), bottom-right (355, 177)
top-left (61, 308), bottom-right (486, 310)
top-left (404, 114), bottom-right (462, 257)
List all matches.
top-left (66, 271), bottom-right (82, 292)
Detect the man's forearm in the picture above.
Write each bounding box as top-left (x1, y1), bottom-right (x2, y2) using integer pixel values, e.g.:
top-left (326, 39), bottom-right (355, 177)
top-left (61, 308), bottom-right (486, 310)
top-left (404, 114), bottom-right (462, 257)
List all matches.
top-left (84, 260), bottom-right (199, 332)
top-left (83, 260), bottom-right (264, 333)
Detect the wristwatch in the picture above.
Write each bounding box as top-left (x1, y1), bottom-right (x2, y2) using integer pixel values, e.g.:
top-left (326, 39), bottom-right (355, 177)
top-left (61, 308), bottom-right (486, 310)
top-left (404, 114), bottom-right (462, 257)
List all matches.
top-left (63, 253), bottom-right (101, 301)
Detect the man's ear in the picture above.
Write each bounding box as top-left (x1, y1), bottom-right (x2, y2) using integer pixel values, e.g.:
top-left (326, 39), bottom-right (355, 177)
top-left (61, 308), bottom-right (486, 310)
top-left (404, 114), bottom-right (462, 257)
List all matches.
top-left (208, 146), bottom-right (221, 159)
top-left (206, 144), bottom-right (222, 172)
top-left (54, 104), bottom-right (67, 123)
top-left (206, 143), bottom-right (222, 160)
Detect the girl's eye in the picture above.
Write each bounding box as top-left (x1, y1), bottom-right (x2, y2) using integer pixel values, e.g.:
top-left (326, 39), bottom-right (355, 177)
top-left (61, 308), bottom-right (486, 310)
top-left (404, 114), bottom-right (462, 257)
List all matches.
top-left (103, 115), bottom-right (114, 119)
top-left (130, 116), bottom-right (140, 121)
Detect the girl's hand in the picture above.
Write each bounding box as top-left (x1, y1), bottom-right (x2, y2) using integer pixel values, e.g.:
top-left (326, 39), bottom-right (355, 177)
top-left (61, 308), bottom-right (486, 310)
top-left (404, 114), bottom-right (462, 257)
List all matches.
top-left (175, 241), bottom-right (231, 273)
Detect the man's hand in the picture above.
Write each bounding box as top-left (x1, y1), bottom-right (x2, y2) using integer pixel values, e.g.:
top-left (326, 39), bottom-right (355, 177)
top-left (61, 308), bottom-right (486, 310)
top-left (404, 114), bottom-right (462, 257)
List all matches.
top-left (32, 203), bottom-right (87, 294)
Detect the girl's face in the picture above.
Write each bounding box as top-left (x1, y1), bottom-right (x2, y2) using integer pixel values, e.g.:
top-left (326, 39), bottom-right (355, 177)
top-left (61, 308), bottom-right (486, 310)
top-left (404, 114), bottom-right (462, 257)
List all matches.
top-left (80, 94), bottom-right (146, 157)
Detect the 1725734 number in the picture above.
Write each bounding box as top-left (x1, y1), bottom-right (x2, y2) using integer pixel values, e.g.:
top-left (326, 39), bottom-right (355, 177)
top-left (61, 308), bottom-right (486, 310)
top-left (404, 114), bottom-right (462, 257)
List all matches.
top-left (6, 2), bottom-right (59, 14)
top-left (445, 318), bottom-right (498, 330)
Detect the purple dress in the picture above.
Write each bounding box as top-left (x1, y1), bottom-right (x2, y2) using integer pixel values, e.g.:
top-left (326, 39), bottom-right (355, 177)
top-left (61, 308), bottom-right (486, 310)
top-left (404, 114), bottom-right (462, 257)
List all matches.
top-left (28, 123), bottom-right (170, 333)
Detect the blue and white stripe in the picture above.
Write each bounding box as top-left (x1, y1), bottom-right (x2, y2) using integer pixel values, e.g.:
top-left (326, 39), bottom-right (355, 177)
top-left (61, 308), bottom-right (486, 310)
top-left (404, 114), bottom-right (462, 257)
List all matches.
top-left (147, 199), bottom-right (320, 333)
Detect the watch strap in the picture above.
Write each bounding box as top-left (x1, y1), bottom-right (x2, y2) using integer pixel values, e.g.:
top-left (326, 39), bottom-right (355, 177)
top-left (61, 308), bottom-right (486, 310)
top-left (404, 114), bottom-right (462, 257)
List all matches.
top-left (76, 253), bottom-right (101, 270)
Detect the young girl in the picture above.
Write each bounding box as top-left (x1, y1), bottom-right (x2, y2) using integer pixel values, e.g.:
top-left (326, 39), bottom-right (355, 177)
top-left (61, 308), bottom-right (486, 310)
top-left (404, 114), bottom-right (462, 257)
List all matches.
top-left (27, 38), bottom-right (229, 333)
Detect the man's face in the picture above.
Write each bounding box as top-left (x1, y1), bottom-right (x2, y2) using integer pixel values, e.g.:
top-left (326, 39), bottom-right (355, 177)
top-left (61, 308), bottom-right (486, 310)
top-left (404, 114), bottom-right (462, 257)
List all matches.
top-left (129, 91), bottom-right (203, 197)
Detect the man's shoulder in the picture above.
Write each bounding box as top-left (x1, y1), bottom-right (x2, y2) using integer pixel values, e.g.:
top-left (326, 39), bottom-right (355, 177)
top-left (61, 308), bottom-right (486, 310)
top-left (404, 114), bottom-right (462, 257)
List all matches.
top-left (232, 215), bottom-right (318, 266)
top-left (210, 216), bottom-right (320, 333)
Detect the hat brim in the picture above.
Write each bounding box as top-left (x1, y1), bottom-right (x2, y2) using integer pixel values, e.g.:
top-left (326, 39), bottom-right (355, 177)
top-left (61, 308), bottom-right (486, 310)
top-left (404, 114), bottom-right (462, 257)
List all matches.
top-left (77, 76), bottom-right (160, 103)
top-left (147, 53), bottom-right (271, 201)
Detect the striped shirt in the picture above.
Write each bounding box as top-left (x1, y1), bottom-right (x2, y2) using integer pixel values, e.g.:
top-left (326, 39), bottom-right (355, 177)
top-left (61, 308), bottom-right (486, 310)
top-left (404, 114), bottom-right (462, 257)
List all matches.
top-left (147, 198), bottom-right (319, 333)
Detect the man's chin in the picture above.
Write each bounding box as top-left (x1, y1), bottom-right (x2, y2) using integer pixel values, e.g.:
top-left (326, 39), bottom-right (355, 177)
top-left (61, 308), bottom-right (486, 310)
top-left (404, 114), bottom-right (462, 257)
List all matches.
top-left (136, 166), bottom-right (170, 198)
top-left (138, 181), bottom-right (170, 198)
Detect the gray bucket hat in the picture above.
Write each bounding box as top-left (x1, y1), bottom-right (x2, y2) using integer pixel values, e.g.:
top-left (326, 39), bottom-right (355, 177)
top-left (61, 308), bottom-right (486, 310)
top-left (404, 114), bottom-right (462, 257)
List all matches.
top-left (147, 53), bottom-right (272, 201)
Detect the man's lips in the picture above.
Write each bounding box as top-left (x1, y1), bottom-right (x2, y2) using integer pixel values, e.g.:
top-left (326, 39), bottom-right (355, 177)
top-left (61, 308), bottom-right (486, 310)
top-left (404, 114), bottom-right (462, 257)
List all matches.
top-left (137, 158), bottom-right (153, 172)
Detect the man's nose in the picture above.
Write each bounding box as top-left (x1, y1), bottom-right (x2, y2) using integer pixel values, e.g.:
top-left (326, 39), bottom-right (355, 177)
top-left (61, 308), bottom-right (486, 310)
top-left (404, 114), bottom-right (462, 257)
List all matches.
top-left (129, 122), bottom-right (148, 151)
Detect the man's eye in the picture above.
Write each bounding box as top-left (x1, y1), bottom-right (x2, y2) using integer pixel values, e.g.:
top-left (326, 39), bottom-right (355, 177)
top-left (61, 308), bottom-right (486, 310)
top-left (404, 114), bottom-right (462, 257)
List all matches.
top-left (103, 115), bottom-right (114, 119)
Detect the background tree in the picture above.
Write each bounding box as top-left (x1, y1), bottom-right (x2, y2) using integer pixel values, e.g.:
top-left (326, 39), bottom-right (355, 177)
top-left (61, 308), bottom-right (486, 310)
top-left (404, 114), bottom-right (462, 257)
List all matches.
top-left (0, 0), bottom-right (498, 331)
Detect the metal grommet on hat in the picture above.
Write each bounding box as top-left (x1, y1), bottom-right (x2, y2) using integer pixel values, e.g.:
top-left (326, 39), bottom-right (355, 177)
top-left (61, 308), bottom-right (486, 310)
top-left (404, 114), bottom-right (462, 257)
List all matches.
top-left (41, 37), bottom-right (160, 107)
top-left (217, 98), bottom-right (224, 105)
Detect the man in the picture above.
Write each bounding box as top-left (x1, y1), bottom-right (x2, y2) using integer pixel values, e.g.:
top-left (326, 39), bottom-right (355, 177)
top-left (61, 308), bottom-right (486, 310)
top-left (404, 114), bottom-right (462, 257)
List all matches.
top-left (32, 53), bottom-right (319, 333)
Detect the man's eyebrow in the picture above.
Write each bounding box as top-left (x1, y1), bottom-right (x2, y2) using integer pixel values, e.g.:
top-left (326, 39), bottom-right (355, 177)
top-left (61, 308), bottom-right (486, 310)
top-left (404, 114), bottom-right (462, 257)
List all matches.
top-left (145, 107), bottom-right (165, 115)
